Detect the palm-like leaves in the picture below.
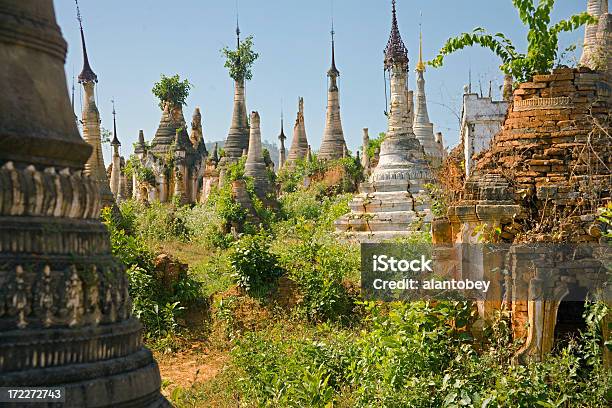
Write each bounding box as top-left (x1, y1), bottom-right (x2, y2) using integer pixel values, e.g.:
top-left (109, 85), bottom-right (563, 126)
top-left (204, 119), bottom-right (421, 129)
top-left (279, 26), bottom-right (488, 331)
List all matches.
top-left (429, 0), bottom-right (596, 82)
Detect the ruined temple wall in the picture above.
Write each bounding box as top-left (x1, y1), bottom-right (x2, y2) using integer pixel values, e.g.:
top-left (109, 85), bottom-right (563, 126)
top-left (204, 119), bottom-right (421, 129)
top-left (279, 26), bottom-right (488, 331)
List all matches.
top-left (475, 68), bottom-right (610, 242)
top-left (441, 68), bottom-right (611, 362)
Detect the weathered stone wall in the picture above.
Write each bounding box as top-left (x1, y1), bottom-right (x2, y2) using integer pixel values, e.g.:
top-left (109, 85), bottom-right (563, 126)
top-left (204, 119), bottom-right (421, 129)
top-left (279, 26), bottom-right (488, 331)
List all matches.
top-left (460, 92), bottom-right (509, 177)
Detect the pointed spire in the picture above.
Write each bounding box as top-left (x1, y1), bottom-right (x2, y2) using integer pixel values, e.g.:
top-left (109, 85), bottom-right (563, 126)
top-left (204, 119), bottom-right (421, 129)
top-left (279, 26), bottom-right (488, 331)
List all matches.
top-left (71, 74), bottom-right (75, 113)
top-left (75, 0), bottom-right (97, 84)
top-left (328, 7), bottom-right (339, 78)
top-left (236, 1), bottom-right (241, 51)
top-left (416, 21), bottom-right (425, 73)
top-left (111, 99), bottom-right (120, 147)
top-left (278, 108), bottom-right (287, 142)
top-left (384, 0), bottom-right (408, 70)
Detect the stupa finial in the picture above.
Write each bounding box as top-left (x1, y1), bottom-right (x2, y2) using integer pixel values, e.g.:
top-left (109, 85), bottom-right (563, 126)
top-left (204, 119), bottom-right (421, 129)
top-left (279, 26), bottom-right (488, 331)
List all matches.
top-left (384, 0), bottom-right (409, 70)
top-left (75, 0), bottom-right (97, 84)
top-left (416, 17), bottom-right (426, 72)
top-left (111, 99), bottom-right (120, 146)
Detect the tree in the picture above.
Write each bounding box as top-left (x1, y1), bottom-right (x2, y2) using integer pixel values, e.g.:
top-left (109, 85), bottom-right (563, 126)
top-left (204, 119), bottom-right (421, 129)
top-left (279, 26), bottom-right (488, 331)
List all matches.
top-left (100, 127), bottom-right (112, 145)
top-left (152, 74), bottom-right (192, 110)
top-left (221, 35), bottom-right (259, 83)
top-left (429, 0), bottom-right (596, 83)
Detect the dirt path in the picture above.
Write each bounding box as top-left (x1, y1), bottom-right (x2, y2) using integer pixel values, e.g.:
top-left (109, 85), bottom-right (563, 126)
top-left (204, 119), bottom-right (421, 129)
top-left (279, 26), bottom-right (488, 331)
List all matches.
top-left (156, 346), bottom-right (229, 398)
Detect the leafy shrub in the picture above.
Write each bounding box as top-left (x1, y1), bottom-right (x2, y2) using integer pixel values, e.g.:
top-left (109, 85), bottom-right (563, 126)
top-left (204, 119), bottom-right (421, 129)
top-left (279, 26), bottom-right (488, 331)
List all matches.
top-left (178, 204), bottom-right (232, 249)
top-left (221, 35), bottom-right (259, 82)
top-left (280, 187), bottom-right (352, 230)
top-left (367, 132), bottom-right (386, 158)
top-left (152, 74), bottom-right (192, 109)
top-left (277, 156), bottom-right (362, 195)
top-left (280, 189), bottom-right (323, 220)
top-left (229, 233), bottom-right (284, 297)
top-left (102, 206), bottom-right (203, 346)
top-left (231, 301), bottom-right (611, 407)
top-left (102, 206), bottom-right (154, 271)
top-left (207, 185), bottom-right (247, 234)
top-left (275, 225), bottom-right (358, 322)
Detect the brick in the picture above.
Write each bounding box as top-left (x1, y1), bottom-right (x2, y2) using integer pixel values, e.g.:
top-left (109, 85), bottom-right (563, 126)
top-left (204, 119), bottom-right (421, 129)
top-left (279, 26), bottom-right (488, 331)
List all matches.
top-left (520, 82), bottom-right (548, 89)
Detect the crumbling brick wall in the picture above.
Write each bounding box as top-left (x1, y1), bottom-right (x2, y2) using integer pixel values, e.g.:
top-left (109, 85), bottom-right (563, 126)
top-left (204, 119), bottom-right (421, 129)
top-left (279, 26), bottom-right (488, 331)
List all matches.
top-left (474, 68), bottom-right (610, 243)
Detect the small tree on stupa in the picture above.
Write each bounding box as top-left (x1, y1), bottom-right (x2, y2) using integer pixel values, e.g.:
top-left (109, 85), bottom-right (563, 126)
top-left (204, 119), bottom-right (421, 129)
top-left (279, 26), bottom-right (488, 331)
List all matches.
top-left (152, 74), bottom-right (192, 110)
top-left (221, 35), bottom-right (259, 83)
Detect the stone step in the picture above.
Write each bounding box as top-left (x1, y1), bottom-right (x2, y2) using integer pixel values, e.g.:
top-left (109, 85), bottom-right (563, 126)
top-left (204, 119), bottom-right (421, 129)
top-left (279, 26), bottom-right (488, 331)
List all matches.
top-left (337, 230), bottom-right (430, 243)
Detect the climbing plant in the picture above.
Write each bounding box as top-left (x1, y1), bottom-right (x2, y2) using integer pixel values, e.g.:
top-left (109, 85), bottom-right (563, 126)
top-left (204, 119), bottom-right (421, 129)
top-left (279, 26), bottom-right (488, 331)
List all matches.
top-left (429, 0), bottom-right (596, 82)
top-left (221, 35), bottom-right (259, 82)
top-left (152, 74), bottom-right (192, 110)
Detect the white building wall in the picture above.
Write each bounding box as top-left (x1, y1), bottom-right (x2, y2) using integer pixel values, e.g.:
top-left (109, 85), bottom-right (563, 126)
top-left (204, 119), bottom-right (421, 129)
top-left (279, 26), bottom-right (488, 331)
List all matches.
top-left (461, 93), bottom-right (509, 177)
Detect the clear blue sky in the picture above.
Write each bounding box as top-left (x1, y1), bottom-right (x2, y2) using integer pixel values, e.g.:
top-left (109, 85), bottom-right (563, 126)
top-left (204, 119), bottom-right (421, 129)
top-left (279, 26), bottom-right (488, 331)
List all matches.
top-left (54, 0), bottom-right (587, 164)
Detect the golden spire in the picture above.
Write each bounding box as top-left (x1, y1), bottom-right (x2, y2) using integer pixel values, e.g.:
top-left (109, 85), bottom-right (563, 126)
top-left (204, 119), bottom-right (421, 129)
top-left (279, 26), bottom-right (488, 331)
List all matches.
top-left (416, 22), bottom-right (426, 72)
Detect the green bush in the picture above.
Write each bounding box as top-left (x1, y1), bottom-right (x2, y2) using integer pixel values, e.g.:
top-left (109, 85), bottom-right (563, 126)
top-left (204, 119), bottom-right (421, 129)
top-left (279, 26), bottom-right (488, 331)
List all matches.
top-left (229, 233), bottom-right (284, 297)
top-left (277, 156), bottom-right (362, 195)
top-left (178, 204), bottom-right (232, 249)
top-left (231, 301), bottom-right (611, 407)
top-left (275, 225), bottom-right (358, 322)
top-left (102, 206), bottom-right (203, 346)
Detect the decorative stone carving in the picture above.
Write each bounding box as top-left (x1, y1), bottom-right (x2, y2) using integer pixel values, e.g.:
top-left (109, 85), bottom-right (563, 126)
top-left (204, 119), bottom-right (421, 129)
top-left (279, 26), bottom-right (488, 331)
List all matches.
top-left (513, 96), bottom-right (572, 111)
top-left (39, 265), bottom-right (55, 328)
top-left (65, 266), bottom-right (84, 327)
top-left (13, 266), bottom-right (30, 329)
top-left (0, 1), bottom-right (167, 404)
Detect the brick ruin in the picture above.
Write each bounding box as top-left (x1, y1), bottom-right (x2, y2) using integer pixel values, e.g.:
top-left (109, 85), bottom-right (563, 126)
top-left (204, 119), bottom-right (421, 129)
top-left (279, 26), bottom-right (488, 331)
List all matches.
top-left (436, 66), bottom-right (611, 363)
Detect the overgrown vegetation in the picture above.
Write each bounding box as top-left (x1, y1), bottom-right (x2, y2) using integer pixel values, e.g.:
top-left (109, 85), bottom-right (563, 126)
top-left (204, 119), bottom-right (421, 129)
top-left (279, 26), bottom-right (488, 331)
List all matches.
top-left (429, 0), bottom-right (596, 82)
top-left (173, 301), bottom-right (610, 407)
top-left (103, 141), bottom-right (609, 406)
top-left (367, 132), bottom-right (386, 159)
top-left (221, 35), bottom-right (259, 82)
top-left (102, 206), bottom-right (204, 351)
top-left (152, 74), bottom-right (193, 109)
top-left (277, 155), bottom-right (363, 195)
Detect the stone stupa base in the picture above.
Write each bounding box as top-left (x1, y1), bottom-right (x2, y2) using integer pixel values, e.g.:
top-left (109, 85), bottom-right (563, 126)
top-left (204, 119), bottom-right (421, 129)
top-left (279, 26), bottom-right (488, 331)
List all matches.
top-left (335, 186), bottom-right (433, 242)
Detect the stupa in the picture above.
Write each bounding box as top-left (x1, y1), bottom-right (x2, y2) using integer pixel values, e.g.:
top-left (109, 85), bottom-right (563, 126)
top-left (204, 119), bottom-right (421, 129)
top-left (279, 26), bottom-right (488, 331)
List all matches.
top-left (109, 102), bottom-right (122, 201)
top-left (287, 97), bottom-right (310, 164)
top-left (278, 113), bottom-right (288, 170)
top-left (318, 25), bottom-right (347, 160)
top-left (77, 5), bottom-right (114, 207)
top-left (222, 21), bottom-right (250, 162)
top-left (335, 0), bottom-right (433, 241)
top-left (245, 111), bottom-right (273, 199)
top-left (0, 0), bottom-right (167, 405)
top-left (412, 29), bottom-right (442, 162)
